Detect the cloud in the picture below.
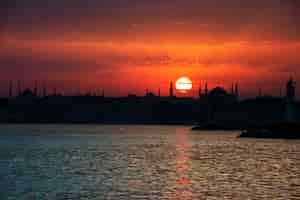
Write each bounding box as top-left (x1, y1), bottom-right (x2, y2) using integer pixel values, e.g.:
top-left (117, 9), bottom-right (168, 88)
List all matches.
top-left (1, 0), bottom-right (299, 42)
top-left (1, 0), bottom-right (300, 96)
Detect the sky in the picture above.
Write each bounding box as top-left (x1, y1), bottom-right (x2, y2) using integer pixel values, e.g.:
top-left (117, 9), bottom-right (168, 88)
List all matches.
top-left (1, 0), bottom-right (300, 97)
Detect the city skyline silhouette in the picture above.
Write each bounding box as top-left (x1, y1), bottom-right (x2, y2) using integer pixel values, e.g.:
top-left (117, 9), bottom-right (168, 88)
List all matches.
top-left (1, 78), bottom-right (297, 99)
top-left (1, 2), bottom-right (300, 199)
top-left (0, 77), bottom-right (298, 126)
top-left (1, 0), bottom-right (300, 97)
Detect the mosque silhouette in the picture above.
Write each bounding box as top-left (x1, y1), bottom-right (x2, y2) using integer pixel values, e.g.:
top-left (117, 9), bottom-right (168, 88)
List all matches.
top-left (0, 78), bottom-right (298, 127)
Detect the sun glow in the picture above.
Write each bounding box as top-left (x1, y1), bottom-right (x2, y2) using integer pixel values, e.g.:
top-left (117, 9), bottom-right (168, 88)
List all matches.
top-left (176, 77), bottom-right (193, 93)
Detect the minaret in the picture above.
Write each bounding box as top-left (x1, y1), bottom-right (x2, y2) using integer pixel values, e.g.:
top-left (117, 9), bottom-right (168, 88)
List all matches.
top-left (231, 83), bottom-right (234, 95)
top-left (198, 84), bottom-right (202, 98)
top-left (169, 82), bottom-right (174, 97)
top-left (205, 83), bottom-right (208, 96)
top-left (158, 88), bottom-right (161, 97)
top-left (285, 78), bottom-right (296, 121)
top-left (286, 78), bottom-right (295, 102)
top-left (235, 83), bottom-right (239, 97)
top-left (9, 81), bottom-right (13, 98)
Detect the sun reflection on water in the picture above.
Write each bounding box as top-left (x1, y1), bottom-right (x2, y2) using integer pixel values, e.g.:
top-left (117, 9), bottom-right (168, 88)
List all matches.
top-left (165, 128), bottom-right (193, 200)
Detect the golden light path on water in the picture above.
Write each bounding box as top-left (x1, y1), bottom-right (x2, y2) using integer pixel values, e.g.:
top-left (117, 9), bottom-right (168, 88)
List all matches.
top-left (163, 128), bottom-right (192, 199)
top-left (1, 125), bottom-right (300, 199)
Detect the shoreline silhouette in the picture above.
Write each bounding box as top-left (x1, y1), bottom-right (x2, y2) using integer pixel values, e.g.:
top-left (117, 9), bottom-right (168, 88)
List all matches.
top-left (1, 79), bottom-right (299, 138)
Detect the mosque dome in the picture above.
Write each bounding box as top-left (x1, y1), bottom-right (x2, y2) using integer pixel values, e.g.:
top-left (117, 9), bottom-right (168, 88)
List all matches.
top-left (209, 87), bottom-right (228, 97)
top-left (21, 89), bottom-right (35, 97)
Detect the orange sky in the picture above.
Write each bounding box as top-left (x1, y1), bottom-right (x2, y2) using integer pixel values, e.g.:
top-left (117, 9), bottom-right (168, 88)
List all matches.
top-left (1, 0), bottom-right (300, 97)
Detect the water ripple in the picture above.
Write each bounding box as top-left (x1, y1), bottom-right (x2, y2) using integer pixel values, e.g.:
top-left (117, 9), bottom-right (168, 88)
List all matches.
top-left (0, 125), bottom-right (299, 199)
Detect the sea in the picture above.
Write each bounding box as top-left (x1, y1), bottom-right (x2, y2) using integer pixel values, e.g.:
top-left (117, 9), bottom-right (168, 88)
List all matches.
top-left (0, 125), bottom-right (299, 200)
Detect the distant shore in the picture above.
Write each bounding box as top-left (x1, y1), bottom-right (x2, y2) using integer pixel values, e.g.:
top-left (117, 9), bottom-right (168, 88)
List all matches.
top-left (191, 121), bottom-right (300, 139)
top-left (0, 121), bottom-right (196, 126)
top-left (238, 122), bottom-right (300, 139)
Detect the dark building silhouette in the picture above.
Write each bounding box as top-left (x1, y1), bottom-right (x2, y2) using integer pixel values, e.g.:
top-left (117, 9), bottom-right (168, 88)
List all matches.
top-left (16, 88), bottom-right (37, 105)
top-left (146, 90), bottom-right (155, 97)
top-left (205, 83), bottom-right (208, 96)
top-left (0, 78), bottom-right (299, 126)
top-left (198, 84), bottom-right (202, 98)
top-left (200, 86), bottom-right (239, 121)
top-left (169, 82), bottom-right (174, 97)
top-left (235, 83), bottom-right (239, 98)
top-left (20, 89), bottom-right (35, 97)
top-left (200, 84), bottom-right (238, 102)
top-left (285, 79), bottom-right (297, 122)
top-left (286, 78), bottom-right (296, 102)
top-left (210, 87), bottom-right (231, 97)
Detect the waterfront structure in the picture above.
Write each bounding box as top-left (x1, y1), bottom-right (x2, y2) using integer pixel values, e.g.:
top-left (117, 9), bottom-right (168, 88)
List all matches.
top-left (169, 82), bottom-right (174, 97)
top-left (0, 78), bottom-right (298, 125)
top-left (287, 78), bottom-right (296, 102)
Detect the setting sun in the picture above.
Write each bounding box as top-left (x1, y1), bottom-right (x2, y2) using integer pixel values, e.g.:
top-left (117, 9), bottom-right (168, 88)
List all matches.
top-left (176, 77), bottom-right (193, 93)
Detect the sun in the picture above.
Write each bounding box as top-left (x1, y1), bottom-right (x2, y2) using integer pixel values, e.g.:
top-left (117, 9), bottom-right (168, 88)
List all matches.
top-left (176, 77), bottom-right (193, 93)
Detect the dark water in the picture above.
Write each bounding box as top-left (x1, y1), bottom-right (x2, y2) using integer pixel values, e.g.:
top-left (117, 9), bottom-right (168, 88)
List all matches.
top-left (0, 125), bottom-right (299, 199)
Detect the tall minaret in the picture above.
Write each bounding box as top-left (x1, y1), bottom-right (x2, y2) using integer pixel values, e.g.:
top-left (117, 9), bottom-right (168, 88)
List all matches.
top-left (286, 78), bottom-right (295, 102)
top-left (231, 83), bottom-right (234, 95)
top-left (9, 80), bottom-right (13, 98)
top-left (205, 83), bottom-right (208, 96)
top-left (285, 78), bottom-right (296, 121)
top-left (169, 82), bottom-right (174, 97)
top-left (158, 88), bottom-right (161, 97)
top-left (235, 83), bottom-right (239, 98)
top-left (198, 84), bottom-right (202, 98)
